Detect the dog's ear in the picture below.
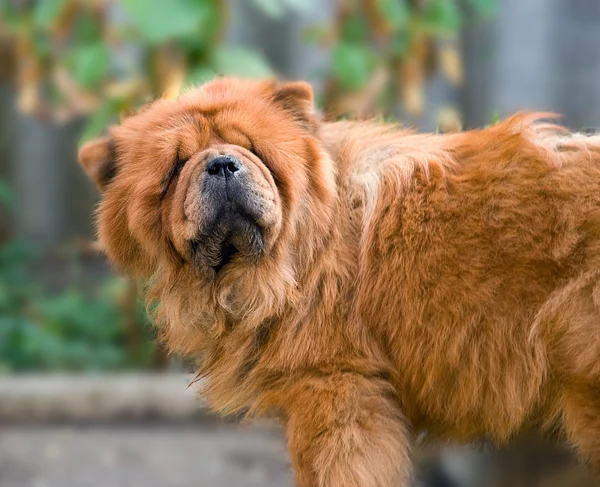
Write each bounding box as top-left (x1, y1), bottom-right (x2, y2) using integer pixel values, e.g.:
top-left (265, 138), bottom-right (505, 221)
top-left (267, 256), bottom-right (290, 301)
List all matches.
top-left (78, 136), bottom-right (117, 190)
top-left (273, 81), bottom-right (317, 132)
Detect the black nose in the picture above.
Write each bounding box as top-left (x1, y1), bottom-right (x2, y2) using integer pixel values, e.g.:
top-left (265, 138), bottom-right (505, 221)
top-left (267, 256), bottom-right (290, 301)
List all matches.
top-left (206, 156), bottom-right (241, 178)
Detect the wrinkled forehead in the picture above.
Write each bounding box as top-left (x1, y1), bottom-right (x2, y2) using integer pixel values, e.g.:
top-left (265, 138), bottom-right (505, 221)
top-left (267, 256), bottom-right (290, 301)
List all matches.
top-left (117, 104), bottom-right (304, 173)
top-left (118, 90), bottom-right (281, 147)
top-left (133, 111), bottom-right (258, 161)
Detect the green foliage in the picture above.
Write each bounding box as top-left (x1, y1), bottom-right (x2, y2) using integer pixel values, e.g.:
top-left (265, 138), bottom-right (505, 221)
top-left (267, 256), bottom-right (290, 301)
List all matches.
top-left (5, 0), bottom-right (499, 131)
top-left (332, 42), bottom-right (378, 91)
top-left (79, 98), bottom-right (123, 144)
top-left (0, 252), bottom-right (156, 371)
top-left (320, 0), bottom-right (497, 116)
top-left (65, 43), bottom-right (111, 90)
top-left (70, 8), bottom-right (104, 44)
top-left (421, 0), bottom-right (462, 34)
top-left (0, 180), bottom-right (157, 372)
top-left (32, 0), bottom-right (65, 29)
top-left (186, 66), bottom-right (218, 87)
top-left (2, 0), bottom-right (282, 140)
top-left (211, 46), bottom-right (273, 79)
top-left (76, 0), bottom-right (277, 139)
top-left (467, 0), bottom-right (498, 18)
top-left (0, 180), bottom-right (14, 210)
top-left (377, 0), bottom-right (409, 30)
top-left (119, 0), bottom-right (214, 45)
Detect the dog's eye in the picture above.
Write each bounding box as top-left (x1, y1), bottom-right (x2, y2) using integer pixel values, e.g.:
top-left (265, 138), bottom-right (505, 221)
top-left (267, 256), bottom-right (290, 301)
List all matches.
top-left (160, 155), bottom-right (188, 201)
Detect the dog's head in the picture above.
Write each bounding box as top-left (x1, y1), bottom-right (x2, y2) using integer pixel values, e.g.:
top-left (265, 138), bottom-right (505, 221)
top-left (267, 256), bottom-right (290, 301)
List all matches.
top-left (79, 78), bottom-right (336, 334)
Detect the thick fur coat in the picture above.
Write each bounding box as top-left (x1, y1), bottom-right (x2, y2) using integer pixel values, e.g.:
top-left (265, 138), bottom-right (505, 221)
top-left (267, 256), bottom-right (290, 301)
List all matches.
top-left (79, 77), bottom-right (600, 487)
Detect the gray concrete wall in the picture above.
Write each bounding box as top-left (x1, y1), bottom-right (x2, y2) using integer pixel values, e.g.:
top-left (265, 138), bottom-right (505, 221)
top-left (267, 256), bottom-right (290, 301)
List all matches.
top-left (462, 0), bottom-right (600, 129)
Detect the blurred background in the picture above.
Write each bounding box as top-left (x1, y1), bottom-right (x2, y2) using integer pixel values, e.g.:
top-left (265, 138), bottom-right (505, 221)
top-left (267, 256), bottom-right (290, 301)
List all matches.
top-left (1, 1), bottom-right (600, 486)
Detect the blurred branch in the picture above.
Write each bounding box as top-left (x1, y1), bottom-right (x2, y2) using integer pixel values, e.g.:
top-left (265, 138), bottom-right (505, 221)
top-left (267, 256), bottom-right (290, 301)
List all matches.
top-left (0, 29), bottom-right (16, 82)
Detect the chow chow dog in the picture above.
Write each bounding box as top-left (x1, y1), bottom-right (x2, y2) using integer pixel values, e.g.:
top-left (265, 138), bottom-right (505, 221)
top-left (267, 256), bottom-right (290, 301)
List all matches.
top-left (79, 77), bottom-right (600, 486)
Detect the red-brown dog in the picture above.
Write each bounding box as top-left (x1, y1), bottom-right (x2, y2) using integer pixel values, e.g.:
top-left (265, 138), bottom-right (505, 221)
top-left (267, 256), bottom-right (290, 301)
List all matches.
top-left (79, 77), bottom-right (600, 486)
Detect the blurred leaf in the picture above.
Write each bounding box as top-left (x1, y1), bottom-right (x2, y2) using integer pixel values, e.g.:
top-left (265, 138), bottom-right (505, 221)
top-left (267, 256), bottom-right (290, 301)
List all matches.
top-left (467, 0), bottom-right (498, 18)
top-left (0, 180), bottom-right (14, 209)
top-left (71, 9), bottom-right (104, 44)
top-left (99, 275), bottom-right (129, 299)
top-left (421, 0), bottom-right (462, 34)
top-left (212, 46), bottom-right (272, 78)
top-left (80, 98), bottom-right (119, 143)
top-left (332, 43), bottom-right (377, 90)
top-left (119, 0), bottom-right (211, 44)
top-left (0, 3), bottom-right (18, 27)
top-left (30, 28), bottom-right (53, 59)
top-left (377, 0), bottom-right (409, 30)
top-left (341, 15), bottom-right (370, 43)
top-left (0, 240), bottom-right (37, 267)
top-left (0, 318), bottom-right (38, 370)
top-left (0, 203), bottom-right (157, 371)
top-left (391, 28), bottom-right (410, 55)
top-left (186, 65), bottom-right (217, 87)
top-left (32, 0), bottom-right (65, 29)
top-left (66, 43), bottom-right (110, 90)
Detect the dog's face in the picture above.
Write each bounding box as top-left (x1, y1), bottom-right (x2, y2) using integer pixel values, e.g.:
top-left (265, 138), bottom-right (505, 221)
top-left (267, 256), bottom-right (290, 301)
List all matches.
top-left (79, 78), bottom-right (335, 331)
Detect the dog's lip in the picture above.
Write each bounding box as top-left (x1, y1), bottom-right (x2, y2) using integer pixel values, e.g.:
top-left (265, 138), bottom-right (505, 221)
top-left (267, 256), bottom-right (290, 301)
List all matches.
top-left (212, 241), bottom-right (239, 273)
top-left (188, 217), bottom-right (264, 274)
top-left (189, 236), bottom-right (235, 273)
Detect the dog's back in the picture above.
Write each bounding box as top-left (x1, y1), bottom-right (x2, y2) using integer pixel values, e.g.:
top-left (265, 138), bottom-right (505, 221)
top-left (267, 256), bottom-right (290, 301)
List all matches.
top-left (342, 115), bottom-right (600, 460)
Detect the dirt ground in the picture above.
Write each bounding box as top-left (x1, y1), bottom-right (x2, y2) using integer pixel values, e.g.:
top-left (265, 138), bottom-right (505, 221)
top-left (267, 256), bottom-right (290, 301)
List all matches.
top-left (0, 423), bottom-right (293, 487)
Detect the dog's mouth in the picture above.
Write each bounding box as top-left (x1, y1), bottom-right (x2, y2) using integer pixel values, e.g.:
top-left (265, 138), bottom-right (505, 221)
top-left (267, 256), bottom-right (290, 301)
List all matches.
top-left (213, 241), bottom-right (239, 273)
top-left (189, 218), bottom-right (263, 274)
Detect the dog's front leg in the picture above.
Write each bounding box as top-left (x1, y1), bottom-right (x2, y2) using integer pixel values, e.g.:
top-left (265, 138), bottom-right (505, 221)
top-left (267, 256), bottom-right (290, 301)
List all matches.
top-left (276, 372), bottom-right (413, 487)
